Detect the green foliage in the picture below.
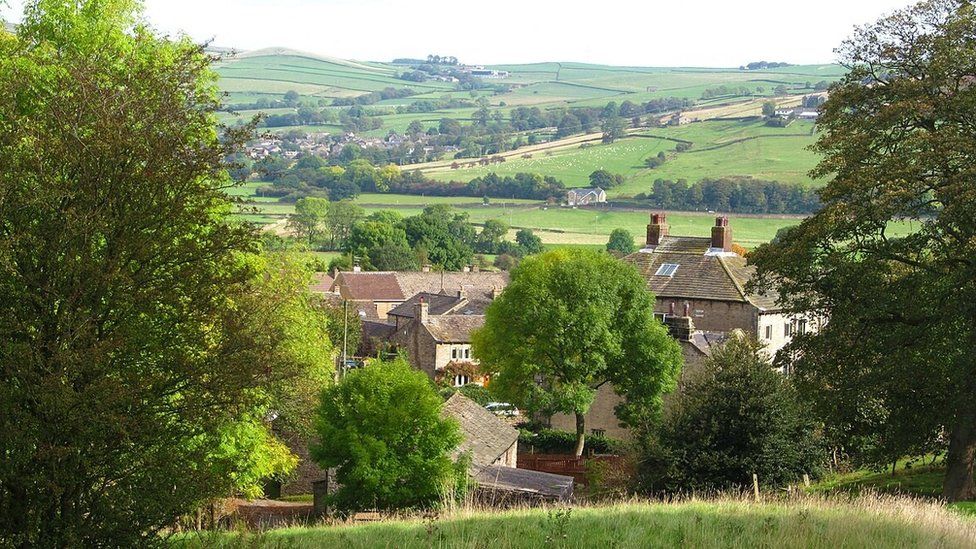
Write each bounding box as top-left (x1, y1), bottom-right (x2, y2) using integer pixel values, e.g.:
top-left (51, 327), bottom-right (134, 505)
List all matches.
top-left (606, 228), bottom-right (636, 255)
top-left (0, 3), bottom-right (333, 544)
top-left (311, 358), bottom-right (464, 512)
top-left (439, 383), bottom-right (493, 406)
top-left (324, 200), bottom-right (365, 250)
top-left (473, 249), bottom-right (682, 455)
top-left (639, 333), bottom-right (824, 492)
top-left (288, 196), bottom-right (330, 245)
top-left (518, 428), bottom-right (625, 455)
top-left (402, 205), bottom-right (475, 270)
top-left (749, 0), bottom-right (976, 502)
top-left (475, 218), bottom-right (509, 254)
top-left (588, 169), bottom-right (624, 189)
top-left (514, 228), bottom-right (543, 255)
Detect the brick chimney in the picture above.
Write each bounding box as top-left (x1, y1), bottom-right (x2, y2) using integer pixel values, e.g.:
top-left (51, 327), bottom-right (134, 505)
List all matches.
top-left (711, 216), bottom-right (732, 252)
top-left (646, 212), bottom-right (669, 246)
top-left (415, 297), bottom-right (429, 324)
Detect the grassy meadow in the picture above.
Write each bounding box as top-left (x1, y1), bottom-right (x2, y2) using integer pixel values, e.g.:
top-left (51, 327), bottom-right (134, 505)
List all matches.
top-left (174, 495), bottom-right (976, 548)
top-left (421, 119), bottom-right (822, 195)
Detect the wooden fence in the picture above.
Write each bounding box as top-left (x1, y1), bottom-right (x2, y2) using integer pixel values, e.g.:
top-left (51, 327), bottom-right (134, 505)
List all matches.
top-left (517, 454), bottom-right (622, 486)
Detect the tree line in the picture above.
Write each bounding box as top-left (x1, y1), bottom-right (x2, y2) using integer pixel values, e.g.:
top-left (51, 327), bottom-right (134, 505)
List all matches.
top-left (635, 177), bottom-right (821, 214)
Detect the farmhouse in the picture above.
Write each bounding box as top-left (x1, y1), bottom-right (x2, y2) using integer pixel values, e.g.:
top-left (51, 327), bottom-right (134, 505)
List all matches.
top-left (627, 213), bottom-right (811, 355)
top-left (566, 187), bottom-right (607, 206)
top-left (392, 299), bottom-right (487, 387)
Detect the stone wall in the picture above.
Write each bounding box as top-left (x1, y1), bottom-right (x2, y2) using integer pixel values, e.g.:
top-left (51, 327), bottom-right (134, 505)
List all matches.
top-left (654, 298), bottom-right (760, 335)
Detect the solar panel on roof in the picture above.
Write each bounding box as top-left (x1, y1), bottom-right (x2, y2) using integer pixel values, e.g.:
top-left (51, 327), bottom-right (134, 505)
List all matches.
top-left (655, 263), bottom-right (679, 277)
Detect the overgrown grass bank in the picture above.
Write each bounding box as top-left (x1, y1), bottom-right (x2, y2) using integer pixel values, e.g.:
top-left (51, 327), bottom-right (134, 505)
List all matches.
top-left (174, 495), bottom-right (976, 548)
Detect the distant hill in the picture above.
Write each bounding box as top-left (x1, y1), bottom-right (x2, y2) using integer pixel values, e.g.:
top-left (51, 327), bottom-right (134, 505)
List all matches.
top-left (215, 49), bottom-right (844, 109)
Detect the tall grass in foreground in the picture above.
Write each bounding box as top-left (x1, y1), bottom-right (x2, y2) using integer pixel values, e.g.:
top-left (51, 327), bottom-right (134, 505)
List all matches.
top-left (174, 493), bottom-right (976, 548)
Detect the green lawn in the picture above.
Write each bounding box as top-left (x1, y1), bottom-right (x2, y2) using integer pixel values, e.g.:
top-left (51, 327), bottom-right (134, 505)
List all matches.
top-left (173, 497), bottom-right (976, 548)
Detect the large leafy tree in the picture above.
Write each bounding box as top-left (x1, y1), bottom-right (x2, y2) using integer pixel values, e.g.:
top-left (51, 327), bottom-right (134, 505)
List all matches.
top-left (0, 1), bottom-right (332, 545)
top-left (287, 196), bottom-right (330, 245)
top-left (403, 205), bottom-right (475, 271)
top-left (641, 332), bottom-right (824, 492)
top-left (606, 228), bottom-right (637, 255)
top-left (750, 0), bottom-right (976, 501)
top-left (473, 249), bottom-right (683, 456)
top-left (311, 358), bottom-right (464, 512)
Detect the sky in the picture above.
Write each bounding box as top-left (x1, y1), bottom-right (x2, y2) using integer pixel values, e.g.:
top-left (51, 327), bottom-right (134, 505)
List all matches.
top-left (2, 0), bottom-right (916, 67)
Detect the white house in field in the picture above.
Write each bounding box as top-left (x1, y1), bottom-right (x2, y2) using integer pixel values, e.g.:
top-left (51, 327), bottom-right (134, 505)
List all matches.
top-left (566, 187), bottom-right (607, 206)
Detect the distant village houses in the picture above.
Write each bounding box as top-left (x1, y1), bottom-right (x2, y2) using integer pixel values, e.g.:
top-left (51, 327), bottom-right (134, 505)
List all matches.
top-left (566, 187), bottom-right (607, 206)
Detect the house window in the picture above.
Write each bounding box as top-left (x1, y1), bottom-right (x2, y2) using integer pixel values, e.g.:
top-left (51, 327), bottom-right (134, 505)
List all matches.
top-left (453, 375), bottom-right (469, 387)
top-left (655, 263), bottom-right (679, 277)
top-left (591, 429), bottom-right (606, 437)
top-left (784, 322), bottom-right (793, 337)
top-left (654, 313), bottom-right (668, 323)
top-left (765, 325), bottom-right (773, 340)
top-left (797, 319), bottom-right (808, 335)
top-left (463, 347), bottom-right (470, 359)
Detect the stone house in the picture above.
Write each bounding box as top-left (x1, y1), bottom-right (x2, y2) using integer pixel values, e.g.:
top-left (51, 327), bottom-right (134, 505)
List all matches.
top-left (392, 299), bottom-right (487, 387)
top-left (626, 213), bottom-right (813, 356)
top-left (566, 187), bottom-right (607, 206)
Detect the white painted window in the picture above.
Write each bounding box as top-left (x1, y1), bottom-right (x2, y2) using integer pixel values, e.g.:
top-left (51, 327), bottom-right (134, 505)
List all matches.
top-left (655, 263), bottom-right (679, 277)
top-left (765, 325), bottom-right (773, 340)
top-left (453, 375), bottom-right (469, 387)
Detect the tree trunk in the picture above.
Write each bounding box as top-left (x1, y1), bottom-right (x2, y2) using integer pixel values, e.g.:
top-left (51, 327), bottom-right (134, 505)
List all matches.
top-left (574, 412), bottom-right (586, 457)
top-left (943, 403), bottom-right (976, 502)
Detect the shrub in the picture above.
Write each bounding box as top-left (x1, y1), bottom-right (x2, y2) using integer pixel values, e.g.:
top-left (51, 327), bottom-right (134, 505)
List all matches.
top-left (519, 428), bottom-right (626, 455)
top-left (311, 358), bottom-right (465, 512)
top-left (637, 332), bottom-right (825, 493)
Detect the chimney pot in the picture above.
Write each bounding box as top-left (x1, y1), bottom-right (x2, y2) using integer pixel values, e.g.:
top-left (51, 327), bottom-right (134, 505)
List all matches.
top-left (646, 211), bottom-right (669, 247)
top-left (415, 299), bottom-right (429, 324)
top-left (710, 216), bottom-right (733, 251)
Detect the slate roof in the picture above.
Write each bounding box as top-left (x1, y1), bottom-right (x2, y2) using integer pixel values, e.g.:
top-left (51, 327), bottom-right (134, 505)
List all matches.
top-left (623, 235), bottom-right (780, 311)
top-left (475, 466), bottom-right (574, 501)
top-left (362, 320), bottom-right (396, 341)
top-left (388, 290), bottom-right (495, 319)
top-left (442, 393), bottom-right (519, 471)
top-left (423, 315), bottom-right (485, 343)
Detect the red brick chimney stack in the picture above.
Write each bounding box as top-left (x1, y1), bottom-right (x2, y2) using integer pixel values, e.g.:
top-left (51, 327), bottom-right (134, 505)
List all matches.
top-left (711, 216), bottom-right (732, 251)
top-left (646, 212), bottom-right (669, 246)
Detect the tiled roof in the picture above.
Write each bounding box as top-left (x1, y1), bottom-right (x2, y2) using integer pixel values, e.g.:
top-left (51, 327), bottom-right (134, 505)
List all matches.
top-left (423, 315), bottom-right (485, 343)
top-left (393, 271), bottom-right (508, 300)
top-left (330, 271), bottom-right (508, 304)
top-left (331, 272), bottom-right (404, 301)
top-left (309, 272), bottom-right (334, 294)
top-left (442, 393), bottom-right (518, 471)
top-left (362, 320), bottom-right (396, 341)
top-left (475, 465), bottom-right (574, 501)
top-left (623, 236), bottom-right (780, 311)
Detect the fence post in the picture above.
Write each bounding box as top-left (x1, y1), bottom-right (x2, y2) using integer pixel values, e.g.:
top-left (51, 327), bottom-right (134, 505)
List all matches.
top-left (752, 474), bottom-right (760, 502)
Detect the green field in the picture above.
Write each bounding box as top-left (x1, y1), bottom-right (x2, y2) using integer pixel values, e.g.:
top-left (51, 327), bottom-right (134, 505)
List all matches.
top-left (174, 496), bottom-right (976, 548)
top-left (423, 119), bottom-right (822, 195)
